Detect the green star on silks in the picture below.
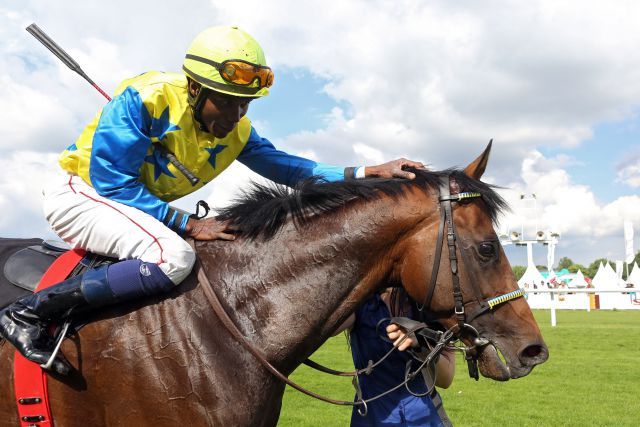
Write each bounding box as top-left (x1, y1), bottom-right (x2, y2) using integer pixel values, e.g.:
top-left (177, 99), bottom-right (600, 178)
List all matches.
top-left (144, 106), bottom-right (181, 180)
top-left (205, 145), bottom-right (228, 169)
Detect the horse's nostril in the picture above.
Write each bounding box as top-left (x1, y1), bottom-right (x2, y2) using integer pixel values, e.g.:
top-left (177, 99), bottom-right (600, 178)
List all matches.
top-left (522, 344), bottom-right (543, 358)
top-left (516, 342), bottom-right (549, 371)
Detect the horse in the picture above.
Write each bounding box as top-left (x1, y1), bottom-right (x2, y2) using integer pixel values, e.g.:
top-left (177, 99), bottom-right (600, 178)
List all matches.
top-left (0, 144), bottom-right (548, 426)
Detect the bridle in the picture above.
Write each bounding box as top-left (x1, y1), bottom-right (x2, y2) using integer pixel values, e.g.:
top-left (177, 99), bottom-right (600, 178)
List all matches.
top-left (196, 173), bottom-right (525, 415)
top-left (417, 175), bottom-right (525, 379)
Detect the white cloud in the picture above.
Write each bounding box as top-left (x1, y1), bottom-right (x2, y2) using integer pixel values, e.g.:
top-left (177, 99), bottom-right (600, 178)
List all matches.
top-left (172, 162), bottom-right (271, 215)
top-left (616, 153), bottom-right (640, 188)
top-left (0, 75), bottom-right (77, 151)
top-left (499, 151), bottom-right (640, 261)
top-left (212, 0), bottom-right (640, 172)
top-left (0, 151), bottom-right (59, 239)
top-left (0, 0), bottom-right (639, 267)
top-left (352, 144), bottom-right (385, 165)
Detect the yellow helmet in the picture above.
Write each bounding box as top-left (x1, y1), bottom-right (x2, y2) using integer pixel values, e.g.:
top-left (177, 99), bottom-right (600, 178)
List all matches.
top-left (183, 26), bottom-right (273, 98)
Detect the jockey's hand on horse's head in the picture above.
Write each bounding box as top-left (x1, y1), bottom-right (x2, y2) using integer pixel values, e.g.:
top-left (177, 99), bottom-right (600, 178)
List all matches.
top-left (365, 158), bottom-right (426, 180)
top-left (185, 217), bottom-right (238, 241)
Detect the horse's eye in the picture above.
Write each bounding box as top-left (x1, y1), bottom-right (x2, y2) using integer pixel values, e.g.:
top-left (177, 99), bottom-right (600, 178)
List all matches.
top-left (478, 242), bottom-right (496, 258)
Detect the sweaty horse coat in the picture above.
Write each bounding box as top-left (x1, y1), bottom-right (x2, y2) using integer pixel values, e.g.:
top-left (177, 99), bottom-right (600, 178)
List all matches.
top-left (0, 146), bottom-right (548, 426)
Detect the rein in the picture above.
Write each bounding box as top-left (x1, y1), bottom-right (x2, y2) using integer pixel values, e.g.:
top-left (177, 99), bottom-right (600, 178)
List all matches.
top-left (196, 265), bottom-right (358, 407)
top-left (197, 260), bottom-right (454, 414)
top-left (197, 173), bottom-right (525, 413)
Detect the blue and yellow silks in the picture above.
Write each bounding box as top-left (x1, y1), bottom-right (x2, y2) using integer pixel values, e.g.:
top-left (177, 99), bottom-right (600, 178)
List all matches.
top-left (59, 72), bottom-right (343, 233)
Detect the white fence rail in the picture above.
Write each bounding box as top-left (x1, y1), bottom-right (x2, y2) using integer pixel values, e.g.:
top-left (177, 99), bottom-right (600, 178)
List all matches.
top-left (523, 288), bottom-right (640, 326)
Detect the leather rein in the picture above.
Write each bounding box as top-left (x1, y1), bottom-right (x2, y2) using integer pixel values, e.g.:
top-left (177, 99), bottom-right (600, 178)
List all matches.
top-left (197, 264), bottom-right (450, 415)
top-left (196, 174), bottom-right (525, 413)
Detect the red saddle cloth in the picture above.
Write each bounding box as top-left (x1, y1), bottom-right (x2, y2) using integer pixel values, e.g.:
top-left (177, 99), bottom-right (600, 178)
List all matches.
top-left (13, 249), bottom-right (85, 427)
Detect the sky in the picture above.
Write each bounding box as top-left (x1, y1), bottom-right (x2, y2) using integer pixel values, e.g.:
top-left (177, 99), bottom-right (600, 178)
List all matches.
top-left (0, 0), bottom-right (639, 270)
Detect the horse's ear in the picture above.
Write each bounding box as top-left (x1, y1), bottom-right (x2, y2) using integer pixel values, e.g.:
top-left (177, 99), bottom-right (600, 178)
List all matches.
top-left (463, 139), bottom-right (492, 180)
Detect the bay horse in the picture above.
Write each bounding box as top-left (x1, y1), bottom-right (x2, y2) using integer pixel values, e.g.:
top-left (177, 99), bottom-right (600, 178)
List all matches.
top-left (0, 144), bottom-right (548, 426)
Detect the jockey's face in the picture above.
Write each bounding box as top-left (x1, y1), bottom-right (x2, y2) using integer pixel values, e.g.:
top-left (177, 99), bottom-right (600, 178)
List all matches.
top-left (189, 80), bottom-right (253, 138)
top-left (202, 91), bottom-right (252, 138)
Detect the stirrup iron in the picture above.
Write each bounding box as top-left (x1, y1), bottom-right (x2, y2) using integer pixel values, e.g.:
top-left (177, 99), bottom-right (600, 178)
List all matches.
top-left (40, 320), bottom-right (71, 371)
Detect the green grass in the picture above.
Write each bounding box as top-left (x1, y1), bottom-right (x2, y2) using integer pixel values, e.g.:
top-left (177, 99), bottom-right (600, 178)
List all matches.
top-left (278, 310), bottom-right (640, 426)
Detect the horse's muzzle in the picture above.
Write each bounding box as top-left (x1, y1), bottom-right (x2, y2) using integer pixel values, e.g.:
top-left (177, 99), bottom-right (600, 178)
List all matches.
top-left (513, 341), bottom-right (549, 377)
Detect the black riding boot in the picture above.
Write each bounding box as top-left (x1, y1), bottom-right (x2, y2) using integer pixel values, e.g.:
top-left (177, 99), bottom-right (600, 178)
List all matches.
top-left (0, 266), bottom-right (114, 374)
top-left (0, 259), bottom-right (174, 375)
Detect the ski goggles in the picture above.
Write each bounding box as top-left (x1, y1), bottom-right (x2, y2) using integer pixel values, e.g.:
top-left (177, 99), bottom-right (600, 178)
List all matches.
top-left (186, 54), bottom-right (274, 89)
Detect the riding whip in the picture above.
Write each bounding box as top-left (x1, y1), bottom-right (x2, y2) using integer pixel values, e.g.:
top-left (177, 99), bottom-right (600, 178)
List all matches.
top-left (26, 23), bottom-right (200, 186)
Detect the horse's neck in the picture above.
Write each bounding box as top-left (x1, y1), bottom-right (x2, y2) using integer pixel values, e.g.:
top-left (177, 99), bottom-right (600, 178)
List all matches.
top-left (208, 190), bottom-right (429, 372)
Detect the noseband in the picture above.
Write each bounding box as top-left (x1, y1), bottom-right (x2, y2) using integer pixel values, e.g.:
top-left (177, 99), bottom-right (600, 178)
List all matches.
top-left (418, 175), bottom-right (525, 379)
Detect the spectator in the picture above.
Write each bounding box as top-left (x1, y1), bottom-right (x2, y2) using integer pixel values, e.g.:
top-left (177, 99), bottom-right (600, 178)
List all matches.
top-left (336, 288), bottom-right (455, 426)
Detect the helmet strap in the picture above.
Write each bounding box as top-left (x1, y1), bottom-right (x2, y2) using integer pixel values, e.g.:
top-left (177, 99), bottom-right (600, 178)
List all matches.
top-left (188, 79), bottom-right (211, 132)
top-left (194, 88), bottom-right (210, 132)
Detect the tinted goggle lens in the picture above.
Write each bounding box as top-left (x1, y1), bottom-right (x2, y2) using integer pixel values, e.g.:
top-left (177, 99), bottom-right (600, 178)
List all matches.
top-left (219, 61), bottom-right (274, 88)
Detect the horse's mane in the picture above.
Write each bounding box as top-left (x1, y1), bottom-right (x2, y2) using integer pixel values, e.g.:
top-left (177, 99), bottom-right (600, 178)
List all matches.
top-left (216, 168), bottom-right (507, 240)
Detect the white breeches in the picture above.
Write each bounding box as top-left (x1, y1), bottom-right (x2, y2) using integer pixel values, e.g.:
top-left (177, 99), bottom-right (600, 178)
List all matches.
top-left (42, 172), bottom-right (195, 285)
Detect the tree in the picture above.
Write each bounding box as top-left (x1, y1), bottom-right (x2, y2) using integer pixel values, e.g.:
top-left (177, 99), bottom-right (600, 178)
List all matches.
top-left (568, 263), bottom-right (586, 274)
top-left (557, 257), bottom-right (573, 270)
top-left (512, 265), bottom-right (526, 281)
top-left (625, 250), bottom-right (640, 281)
top-left (622, 251), bottom-right (640, 280)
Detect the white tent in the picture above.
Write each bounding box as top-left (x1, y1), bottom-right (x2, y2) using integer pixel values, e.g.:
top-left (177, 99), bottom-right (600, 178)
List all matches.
top-left (613, 263), bottom-right (628, 287)
top-left (518, 264), bottom-right (546, 288)
top-left (599, 262), bottom-right (633, 309)
top-left (567, 270), bottom-right (589, 288)
top-left (602, 263), bottom-right (624, 288)
top-left (627, 262), bottom-right (640, 287)
top-left (518, 242), bottom-right (547, 289)
top-left (591, 262), bottom-right (607, 288)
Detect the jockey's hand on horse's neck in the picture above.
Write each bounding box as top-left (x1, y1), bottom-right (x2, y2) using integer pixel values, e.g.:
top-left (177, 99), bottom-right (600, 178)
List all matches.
top-left (185, 217), bottom-right (238, 241)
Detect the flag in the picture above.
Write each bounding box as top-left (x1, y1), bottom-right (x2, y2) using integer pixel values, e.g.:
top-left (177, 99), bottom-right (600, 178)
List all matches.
top-left (624, 221), bottom-right (634, 264)
top-left (615, 260), bottom-right (624, 280)
top-left (547, 242), bottom-right (556, 271)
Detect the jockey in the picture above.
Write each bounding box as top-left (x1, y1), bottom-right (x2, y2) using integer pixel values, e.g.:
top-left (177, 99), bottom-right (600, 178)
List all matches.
top-left (0, 26), bottom-right (423, 374)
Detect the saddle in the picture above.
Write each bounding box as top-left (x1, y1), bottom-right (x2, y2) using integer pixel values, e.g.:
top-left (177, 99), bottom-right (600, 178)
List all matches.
top-left (0, 237), bottom-right (116, 426)
top-left (0, 237), bottom-right (114, 308)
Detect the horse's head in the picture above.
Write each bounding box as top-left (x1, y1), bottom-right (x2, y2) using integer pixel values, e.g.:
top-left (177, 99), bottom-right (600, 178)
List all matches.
top-left (213, 148), bottom-right (547, 380)
top-left (396, 142), bottom-right (548, 381)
